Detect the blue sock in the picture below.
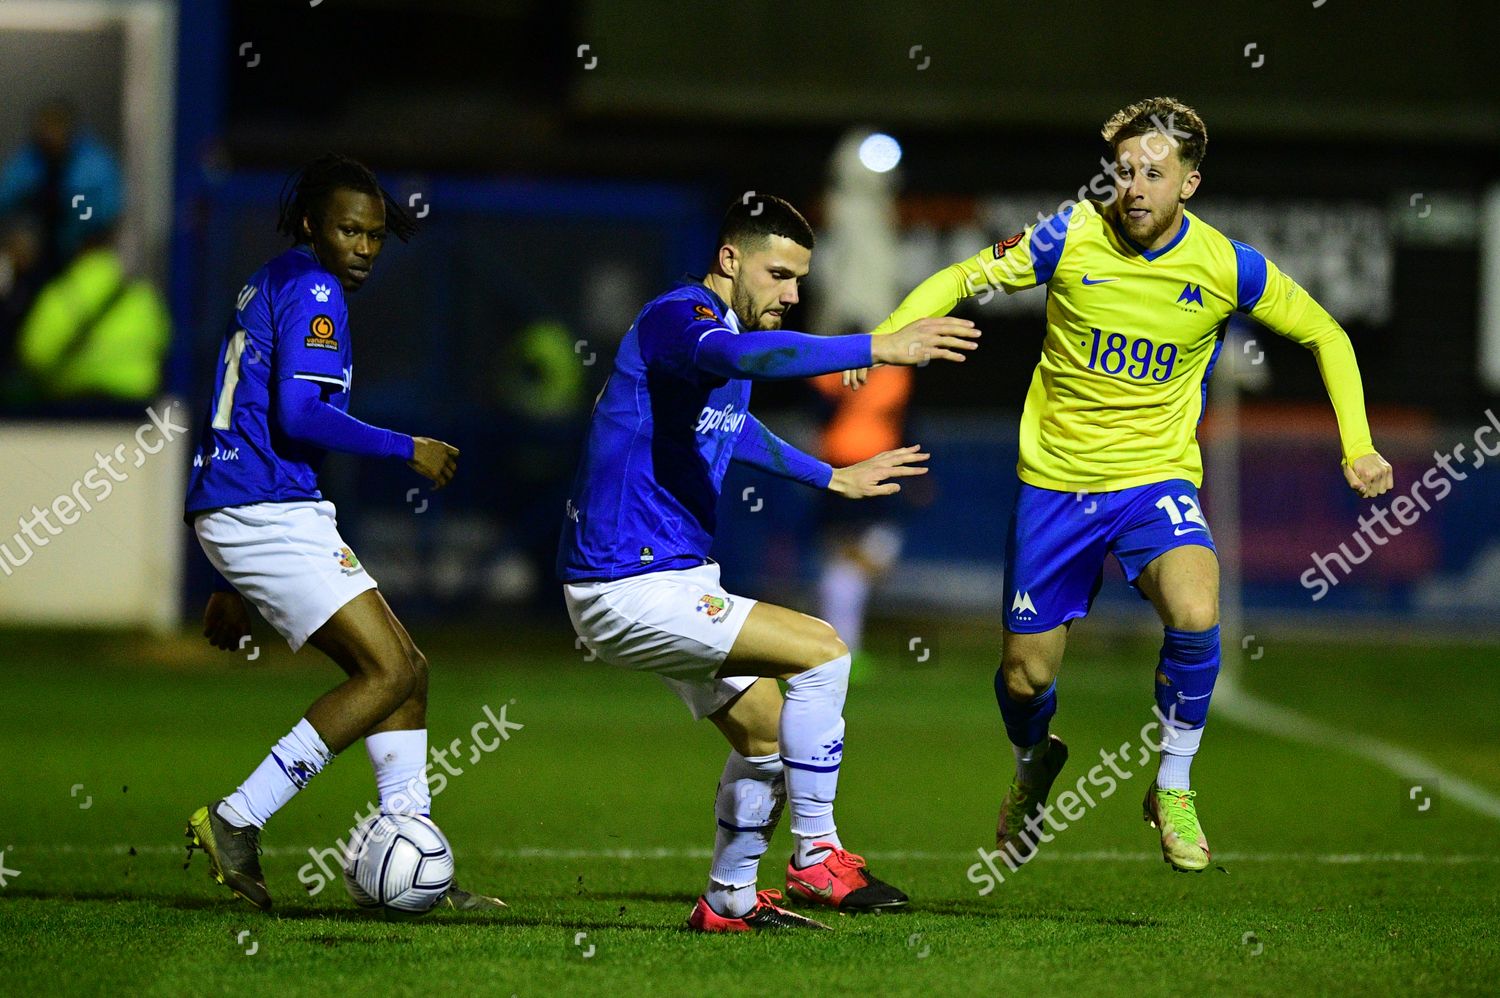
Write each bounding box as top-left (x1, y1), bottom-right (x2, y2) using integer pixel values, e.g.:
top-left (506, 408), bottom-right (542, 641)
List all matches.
top-left (1154, 625), bottom-right (1220, 789)
top-left (1154, 625), bottom-right (1221, 728)
top-left (995, 669), bottom-right (1056, 748)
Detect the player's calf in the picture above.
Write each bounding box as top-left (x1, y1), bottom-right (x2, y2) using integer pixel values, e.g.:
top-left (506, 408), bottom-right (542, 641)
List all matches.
top-left (1152, 624), bottom-right (1220, 792)
top-left (723, 605), bottom-right (855, 871)
top-left (994, 639), bottom-right (1070, 863)
top-left (778, 646), bottom-right (851, 868)
top-left (703, 748), bottom-right (785, 919)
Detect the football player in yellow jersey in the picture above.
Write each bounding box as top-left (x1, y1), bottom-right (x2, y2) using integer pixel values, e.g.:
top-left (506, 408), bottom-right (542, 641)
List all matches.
top-left (866, 97), bottom-right (1394, 872)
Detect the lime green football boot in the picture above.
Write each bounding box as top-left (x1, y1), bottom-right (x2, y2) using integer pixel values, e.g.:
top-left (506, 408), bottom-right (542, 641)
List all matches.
top-left (185, 802), bottom-right (273, 911)
top-left (1142, 784), bottom-right (1212, 872)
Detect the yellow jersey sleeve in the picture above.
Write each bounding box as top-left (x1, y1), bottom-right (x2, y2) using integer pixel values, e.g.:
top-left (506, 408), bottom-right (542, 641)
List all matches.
top-left (873, 214), bottom-right (1070, 335)
top-left (1247, 257), bottom-right (1376, 465)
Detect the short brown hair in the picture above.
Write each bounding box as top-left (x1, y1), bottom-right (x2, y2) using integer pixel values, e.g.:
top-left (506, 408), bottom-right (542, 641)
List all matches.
top-left (1101, 97), bottom-right (1207, 171)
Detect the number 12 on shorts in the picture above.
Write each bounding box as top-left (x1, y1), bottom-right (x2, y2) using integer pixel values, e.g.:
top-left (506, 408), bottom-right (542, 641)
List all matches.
top-left (1156, 494), bottom-right (1207, 531)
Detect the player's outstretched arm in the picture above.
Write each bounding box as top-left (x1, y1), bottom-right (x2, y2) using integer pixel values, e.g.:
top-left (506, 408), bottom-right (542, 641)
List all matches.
top-left (847, 232), bottom-right (1042, 388)
top-left (732, 413), bottom-right (833, 488)
top-left (828, 444), bottom-right (930, 498)
top-left (870, 317), bottom-right (981, 368)
top-left (695, 318), bottom-right (976, 382)
top-left (694, 325), bottom-right (872, 380)
top-left (1246, 255), bottom-right (1393, 499)
top-left (275, 377), bottom-right (415, 460)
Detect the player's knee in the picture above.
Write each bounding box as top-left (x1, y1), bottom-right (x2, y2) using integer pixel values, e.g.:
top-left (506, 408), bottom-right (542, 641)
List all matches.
top-left (1001, 669), bottom-right (1050, 702)
top-left (999, 654), bottom-right (1055, 701)
top-left (1165, 599), bottom-right (1219, 632)
top-left (366, 652), bottom-right (419, 705)
top-left (800, 619), bottom-right (848, 669)
top-left (744, 732), bottom-right (779, 758)
top-left (406, 646), bottom-right (430, 702)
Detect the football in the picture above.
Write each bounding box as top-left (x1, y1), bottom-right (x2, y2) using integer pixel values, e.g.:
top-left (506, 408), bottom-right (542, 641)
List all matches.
top-left (342, 813), bottom-right (455, 914)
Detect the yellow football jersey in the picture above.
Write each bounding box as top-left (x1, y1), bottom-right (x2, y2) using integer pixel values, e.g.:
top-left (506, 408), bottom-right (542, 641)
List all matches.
top-left (875, 198), bottom-right (1374, 492)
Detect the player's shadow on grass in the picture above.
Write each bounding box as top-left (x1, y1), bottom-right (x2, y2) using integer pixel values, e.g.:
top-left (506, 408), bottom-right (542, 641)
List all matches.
top-left (1, 889), bottom-right (233, 910)
top-left (583, 889), bottom-right (696, 905)
top-left (915, 897), bottom-right (1163, 927)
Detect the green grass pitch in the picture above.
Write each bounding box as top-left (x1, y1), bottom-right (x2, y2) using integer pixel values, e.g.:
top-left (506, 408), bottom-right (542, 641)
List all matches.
top-left (0, 621), bottom-right (1496, 995)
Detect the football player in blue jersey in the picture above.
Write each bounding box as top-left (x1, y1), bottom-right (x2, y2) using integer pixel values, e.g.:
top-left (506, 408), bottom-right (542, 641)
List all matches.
top-left (182, 155), bottom-right (500, 913)
top-left (559, 195), bottom-right (981, 931)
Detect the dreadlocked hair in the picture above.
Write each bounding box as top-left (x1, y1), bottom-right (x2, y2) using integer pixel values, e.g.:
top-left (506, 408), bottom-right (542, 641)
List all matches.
top-left (275, 154), bottom-right (418, 244)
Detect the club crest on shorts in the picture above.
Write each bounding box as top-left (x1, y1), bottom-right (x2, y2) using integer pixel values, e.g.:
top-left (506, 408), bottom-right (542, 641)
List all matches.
top-left (695, 593), bottom-right (735, 622)
top-left (335, 545), bottom-right (361, 573)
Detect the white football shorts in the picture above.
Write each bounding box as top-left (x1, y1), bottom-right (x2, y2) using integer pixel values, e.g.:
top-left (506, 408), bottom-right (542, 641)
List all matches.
top-left (194, 499), bottom-right (377, 652)
top-left (563, 561), bottom-right (760, 720)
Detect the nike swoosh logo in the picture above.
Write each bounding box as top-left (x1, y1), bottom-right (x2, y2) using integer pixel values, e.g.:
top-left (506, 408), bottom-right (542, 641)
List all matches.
top-left (1173, 526), bottom-right (1206, 535)
top-left (1081, 275), bottom-right (1118, 285)
top-left (789, 875), bottom-right (834, 900)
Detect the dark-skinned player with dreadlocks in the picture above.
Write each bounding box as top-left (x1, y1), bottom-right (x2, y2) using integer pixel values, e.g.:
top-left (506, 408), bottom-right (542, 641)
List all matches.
top-left (182, 155), bottom-right (503, 912)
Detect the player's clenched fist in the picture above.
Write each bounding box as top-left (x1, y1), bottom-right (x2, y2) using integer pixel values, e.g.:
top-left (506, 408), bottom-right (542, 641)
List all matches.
top-left (409, 436), bottom-right (459, 489)
top-left (202, 591), bottom-right (252, 651)
top-left (871, 317), bottom-right (981, 368)
top-left (1343, 452), bottom-right (1394, 499)
top-left (829, 444), bottom-right (931, 498)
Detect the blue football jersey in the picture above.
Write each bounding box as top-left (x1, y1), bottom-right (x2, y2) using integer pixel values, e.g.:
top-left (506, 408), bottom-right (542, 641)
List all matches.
top-left (557, 283), bottom-right (754, 582)
top-left (184, 246), bottom-right (354, 516)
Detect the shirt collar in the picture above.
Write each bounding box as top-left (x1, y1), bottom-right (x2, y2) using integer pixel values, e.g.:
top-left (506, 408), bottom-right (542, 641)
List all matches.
top-left (683, 276), bottom-right (740, 332)
top-left (1112, 212), bottom-right (1191, 262)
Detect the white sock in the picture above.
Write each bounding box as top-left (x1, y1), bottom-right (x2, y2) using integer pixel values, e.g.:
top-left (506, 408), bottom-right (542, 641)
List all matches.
top-left (218, 718), bottom-right (333, 828)
top-left (819, 559), bottom-right (870, 654)
top-left (1012, 737), bottom-right (1052, 784)
top-left (705, 751), bottom-right (784, 918)
top-left (781, 654), bottom-right (850, 868)
top-left (365, 729), bottom-right (431, 816)
top-left (1156, 724), bottom-right (1204, 790)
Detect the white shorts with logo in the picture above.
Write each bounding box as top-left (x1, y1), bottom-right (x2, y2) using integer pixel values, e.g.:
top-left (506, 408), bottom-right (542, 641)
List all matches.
top-left (563, 562), bottom-right (760, 720)
top-left (194, 499), bottom-right (377, 652)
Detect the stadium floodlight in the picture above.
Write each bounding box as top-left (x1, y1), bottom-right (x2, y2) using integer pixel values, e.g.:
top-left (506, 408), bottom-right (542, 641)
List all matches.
top-left (858, 132), bottom-right (903, 174)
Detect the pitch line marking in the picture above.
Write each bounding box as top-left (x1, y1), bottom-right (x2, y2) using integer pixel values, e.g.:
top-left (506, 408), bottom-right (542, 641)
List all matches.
top-left (1215, 677), bottom-right (1500, 824)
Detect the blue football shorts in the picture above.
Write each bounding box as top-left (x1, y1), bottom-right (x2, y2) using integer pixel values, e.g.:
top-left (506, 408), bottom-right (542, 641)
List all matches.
top-left (1002, 478), bottom-right (1216, 633)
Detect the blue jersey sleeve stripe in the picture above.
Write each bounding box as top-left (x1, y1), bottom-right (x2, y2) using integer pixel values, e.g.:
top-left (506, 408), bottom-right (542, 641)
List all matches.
top-left (1231, 240), bottom-right (1268, 312)
top-left (1199, 332), bottom-right (1226, 423)
top-left (1029, 205), bottom-right (1073, 285)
